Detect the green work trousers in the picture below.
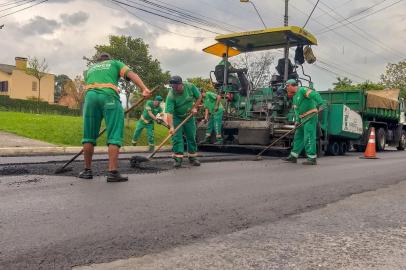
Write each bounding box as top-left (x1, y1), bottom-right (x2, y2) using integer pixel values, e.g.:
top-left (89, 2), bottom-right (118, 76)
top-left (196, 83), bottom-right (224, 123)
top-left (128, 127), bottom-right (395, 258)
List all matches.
top-left (172, 116), bottom-right (197, 158)
top-left (206, 109), bottom-right (223, 138)
top-left (132, 119), bottom-right (154, 146)
top-left (82, 90), bottom-right (124, 147)
top-left (290, 116), bottom-right (317, 160)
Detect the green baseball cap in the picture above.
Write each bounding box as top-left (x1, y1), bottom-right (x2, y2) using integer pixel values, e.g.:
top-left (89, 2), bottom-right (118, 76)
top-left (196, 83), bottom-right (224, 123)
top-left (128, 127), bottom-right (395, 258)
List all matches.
top-left (155, 95), bottom-right (163, 102)
top-left (285, 79), bottom-right (297, 85)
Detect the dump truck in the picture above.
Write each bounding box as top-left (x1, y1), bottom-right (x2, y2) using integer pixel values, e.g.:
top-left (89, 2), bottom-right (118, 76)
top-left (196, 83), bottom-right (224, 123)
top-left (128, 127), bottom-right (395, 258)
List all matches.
top-left (318, 89), bottom-right (406, 155)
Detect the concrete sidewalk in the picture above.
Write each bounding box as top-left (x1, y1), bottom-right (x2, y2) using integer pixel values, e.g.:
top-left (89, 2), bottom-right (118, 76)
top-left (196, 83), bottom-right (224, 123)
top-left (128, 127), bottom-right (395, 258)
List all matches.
top-left (0, 131), bottom-right (54, 148)
top-left (0, 131), bottom-right (170, 156)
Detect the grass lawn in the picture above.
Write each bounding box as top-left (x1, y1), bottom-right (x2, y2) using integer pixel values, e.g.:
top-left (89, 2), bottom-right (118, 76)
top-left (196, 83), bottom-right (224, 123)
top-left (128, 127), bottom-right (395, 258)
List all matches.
top-left (0, 111), bottom-right (169, 146)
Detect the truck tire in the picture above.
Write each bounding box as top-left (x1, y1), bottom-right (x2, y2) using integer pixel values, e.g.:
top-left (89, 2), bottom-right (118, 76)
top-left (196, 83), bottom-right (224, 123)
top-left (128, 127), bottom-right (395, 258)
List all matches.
top-left (339, 142), bottom-right (348, 155)
top-left (397, 130), bottom-right (406, 150)
top-left (376, 128), bottom-right (386, 152)
top-left (327, 141), bottom-right (340, 156)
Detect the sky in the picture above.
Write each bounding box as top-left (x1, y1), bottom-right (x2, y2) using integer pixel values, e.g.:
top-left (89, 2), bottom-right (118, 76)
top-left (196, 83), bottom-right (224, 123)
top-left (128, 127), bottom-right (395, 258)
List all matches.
top-left (0, 0), bottom-right (405, 90)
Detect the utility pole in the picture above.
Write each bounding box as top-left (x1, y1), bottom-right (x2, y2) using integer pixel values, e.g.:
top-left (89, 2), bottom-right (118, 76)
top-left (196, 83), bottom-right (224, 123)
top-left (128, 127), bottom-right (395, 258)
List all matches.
top-left (283, 0), bottom-right (289, 82)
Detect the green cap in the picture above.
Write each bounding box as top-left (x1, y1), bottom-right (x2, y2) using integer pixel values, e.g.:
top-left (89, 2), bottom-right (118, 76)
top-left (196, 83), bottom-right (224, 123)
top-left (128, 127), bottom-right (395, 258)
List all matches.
top-left (155, 95), bottom-right (163, 102)
top-left (285, 79), bottom-right (297, 85)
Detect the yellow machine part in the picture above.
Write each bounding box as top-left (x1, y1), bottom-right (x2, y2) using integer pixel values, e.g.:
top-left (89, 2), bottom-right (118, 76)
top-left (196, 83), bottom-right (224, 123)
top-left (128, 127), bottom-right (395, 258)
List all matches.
top-left (214, 26), bottom-right (317, 52)
top-left (202, 42), bottom-right (241, 58)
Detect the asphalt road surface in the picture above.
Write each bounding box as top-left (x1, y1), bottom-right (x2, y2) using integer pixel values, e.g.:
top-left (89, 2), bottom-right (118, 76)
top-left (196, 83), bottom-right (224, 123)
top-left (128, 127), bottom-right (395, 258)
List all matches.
top-left (1, 151), bottom-right (406, 269)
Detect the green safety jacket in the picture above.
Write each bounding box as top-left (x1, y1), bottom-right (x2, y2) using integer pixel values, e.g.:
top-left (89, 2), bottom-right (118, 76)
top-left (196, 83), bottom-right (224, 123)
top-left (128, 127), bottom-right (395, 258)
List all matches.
top-left (293, 87), bottom-right (325, 122)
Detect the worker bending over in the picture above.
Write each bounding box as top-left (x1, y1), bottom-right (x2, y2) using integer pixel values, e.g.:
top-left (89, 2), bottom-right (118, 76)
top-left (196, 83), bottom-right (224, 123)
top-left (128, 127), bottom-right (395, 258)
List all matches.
top-left (80, 52), bottom-right (150, 182)
top-left (201, 90), bottom-right (224, 144)
top-left (165, 76), bottom-right (202, 168)
top-left (132, 95), bottom-right (165, 152)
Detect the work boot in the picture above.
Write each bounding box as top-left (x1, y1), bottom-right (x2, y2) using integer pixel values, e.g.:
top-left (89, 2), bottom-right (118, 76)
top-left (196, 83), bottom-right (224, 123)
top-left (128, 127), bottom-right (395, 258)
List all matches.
top-left (131, 140), bottom-right (137, 146)
top-left (173, 158), bottom-right (182, 168)
top-left (78, 168), bottom-right (93, 179)
top-left (148, 145), bottom-right (155, 152)
top-left (106, 171), bottom-right (128, 182)
top-left (282, 156), bottom-right (297, 163)
top-left (189, 157), bottom-right (201, 166)
top-left (302, 159), bottom-right (317, 165)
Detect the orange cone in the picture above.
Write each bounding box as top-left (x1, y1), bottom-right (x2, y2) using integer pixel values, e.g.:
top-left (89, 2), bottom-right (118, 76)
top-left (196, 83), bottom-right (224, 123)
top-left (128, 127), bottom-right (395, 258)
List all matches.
top-left (360, 127), bottom-right (379, 159)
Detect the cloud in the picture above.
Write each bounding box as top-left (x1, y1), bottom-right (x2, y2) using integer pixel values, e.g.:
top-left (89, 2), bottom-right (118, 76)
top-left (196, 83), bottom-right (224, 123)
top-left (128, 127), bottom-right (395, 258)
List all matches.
top-left (20, 16), bottom-right (61, 36)
top-left (60, 11), bottom-right (89, 26)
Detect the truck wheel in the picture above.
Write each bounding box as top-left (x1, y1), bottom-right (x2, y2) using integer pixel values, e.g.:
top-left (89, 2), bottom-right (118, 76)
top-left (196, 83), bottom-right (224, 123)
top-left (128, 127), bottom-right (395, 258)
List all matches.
top-left (327, 141), bottom-right (340, 156)
top-left (339, 142), bottom-right (348, 155)
top-left (376, 128), bottom-right (386, 152)
top-left (397, 130), bottom-right (406, 150)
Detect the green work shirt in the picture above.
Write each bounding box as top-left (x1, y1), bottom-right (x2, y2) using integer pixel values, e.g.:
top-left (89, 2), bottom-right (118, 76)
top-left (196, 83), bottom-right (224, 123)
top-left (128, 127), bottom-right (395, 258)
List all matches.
top-left (293, 86), bottom-right (325, 121)
top-left (165, 82), bottom-right (201, 118)
top-left (84, 59), bottom-right (131, 96)
top-left (203, 91), bottom-right (224, 114)
top-left (142, 100), bottom-right (162, 122)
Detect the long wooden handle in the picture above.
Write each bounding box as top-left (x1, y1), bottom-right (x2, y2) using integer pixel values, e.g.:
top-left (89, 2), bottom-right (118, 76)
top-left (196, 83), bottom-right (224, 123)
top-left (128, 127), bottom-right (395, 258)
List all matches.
top-left (124, 86), bottom-right (160, 114)
top-left (148, 113), bottom-right (194, 159)
top-left (256, 106), bottom-right (326, 157)
top-left (56, 85), bottom-right (160, 172)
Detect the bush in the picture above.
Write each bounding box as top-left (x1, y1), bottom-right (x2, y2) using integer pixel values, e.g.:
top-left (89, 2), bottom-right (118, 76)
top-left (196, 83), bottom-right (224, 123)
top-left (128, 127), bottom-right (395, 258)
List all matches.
top-left (0, 96), bottom-right (80, 116)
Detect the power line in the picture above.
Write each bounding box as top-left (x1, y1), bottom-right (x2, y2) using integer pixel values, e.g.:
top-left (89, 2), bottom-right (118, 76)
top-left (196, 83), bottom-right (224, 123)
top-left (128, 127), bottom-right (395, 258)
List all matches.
top-left (317, 0), bottom-right (404, 34)
top-left (288, 1), bottom-right (393, 63)
top-left (112, 0), bottom-right (222, 34)
top-left (0, 0), bottom-right (31, 8)
top-left (0, 0), bottom-right (47, 19)
top-left (317, 0), bottom-right (406, 60)
top-left (0, 0), bottom-right (36, 12)
top-left (151, 0), bottom-right (245, 32)
top-left (126, 0), bottom-right (234, 33)
top-left (317, 57), bottom-right (369, 81)
top-left (113, 1), bottom-right (214, 39)
top-left (302, 0), bottom-right (320, 28)
top-left (313, 0), bottom-right (353, 19)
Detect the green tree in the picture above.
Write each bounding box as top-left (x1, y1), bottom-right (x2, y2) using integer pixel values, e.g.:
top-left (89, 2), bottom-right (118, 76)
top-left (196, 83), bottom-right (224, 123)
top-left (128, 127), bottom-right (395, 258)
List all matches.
top-left (356, 80), bottom-right (384, 91)
top-left (26, 57), bottom-right (48, 112)
top-left (86, 35), bottom-right (170, 125)
top-left (381, 60), bottom-right (406, 97)
top-left (187, 77), bottom-right (215, 91)
top-left (333, 77), bottom-right (354, 90)
top-left (54, 74), bottom-right (71, 103)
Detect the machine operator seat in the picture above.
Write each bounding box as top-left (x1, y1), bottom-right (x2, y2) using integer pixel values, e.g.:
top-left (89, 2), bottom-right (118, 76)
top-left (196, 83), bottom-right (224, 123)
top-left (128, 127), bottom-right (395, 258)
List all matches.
top-left (214, 64), bottom-right (250, 96)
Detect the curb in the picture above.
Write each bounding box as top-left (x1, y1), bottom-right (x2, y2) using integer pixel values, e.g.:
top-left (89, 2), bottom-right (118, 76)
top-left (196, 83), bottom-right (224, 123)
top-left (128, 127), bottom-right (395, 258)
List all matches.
top-left (0, 146), bottom-right (172, 157)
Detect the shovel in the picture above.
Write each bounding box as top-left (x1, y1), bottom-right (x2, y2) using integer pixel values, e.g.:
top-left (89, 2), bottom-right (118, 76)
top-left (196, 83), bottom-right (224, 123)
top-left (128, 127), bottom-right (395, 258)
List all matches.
top-left (130, 112), bottom-right (194, 168)
top-left (255, 106), bottom-right (326, 160)
top-left (54, 86), bottom-right (160, 174)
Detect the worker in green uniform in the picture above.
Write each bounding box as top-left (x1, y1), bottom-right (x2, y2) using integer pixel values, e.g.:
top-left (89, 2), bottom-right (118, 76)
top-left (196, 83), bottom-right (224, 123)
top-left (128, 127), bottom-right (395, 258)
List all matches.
top-left (131, 96), bottom-right (165, 151)
top-left (200, 91), bottom-right (224, 144)
top-left (80, 52), bottom-right (151, 182)
top-left (283, 79), bottom-right (326, 165)
top-left (165, 75), bottom-right (202, 168)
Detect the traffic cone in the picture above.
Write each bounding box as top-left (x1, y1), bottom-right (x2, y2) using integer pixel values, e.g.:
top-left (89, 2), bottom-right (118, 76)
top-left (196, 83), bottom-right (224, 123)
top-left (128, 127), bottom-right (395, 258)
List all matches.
top-left (360, 127), bottom-right (379, 159)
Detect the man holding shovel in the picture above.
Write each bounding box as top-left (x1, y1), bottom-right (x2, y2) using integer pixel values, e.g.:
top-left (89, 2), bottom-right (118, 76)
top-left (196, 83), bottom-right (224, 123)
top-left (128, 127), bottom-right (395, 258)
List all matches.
top-left (200, 90), bottom-right (224, 144)
top-left (165, 76), bottom-right (202, 168)
top-left (283, 79), bottom-right (325, 165)
top-left (80, 52), bottom-right (151, 181)
top-left (131, 95), bottom-right (165, 151)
